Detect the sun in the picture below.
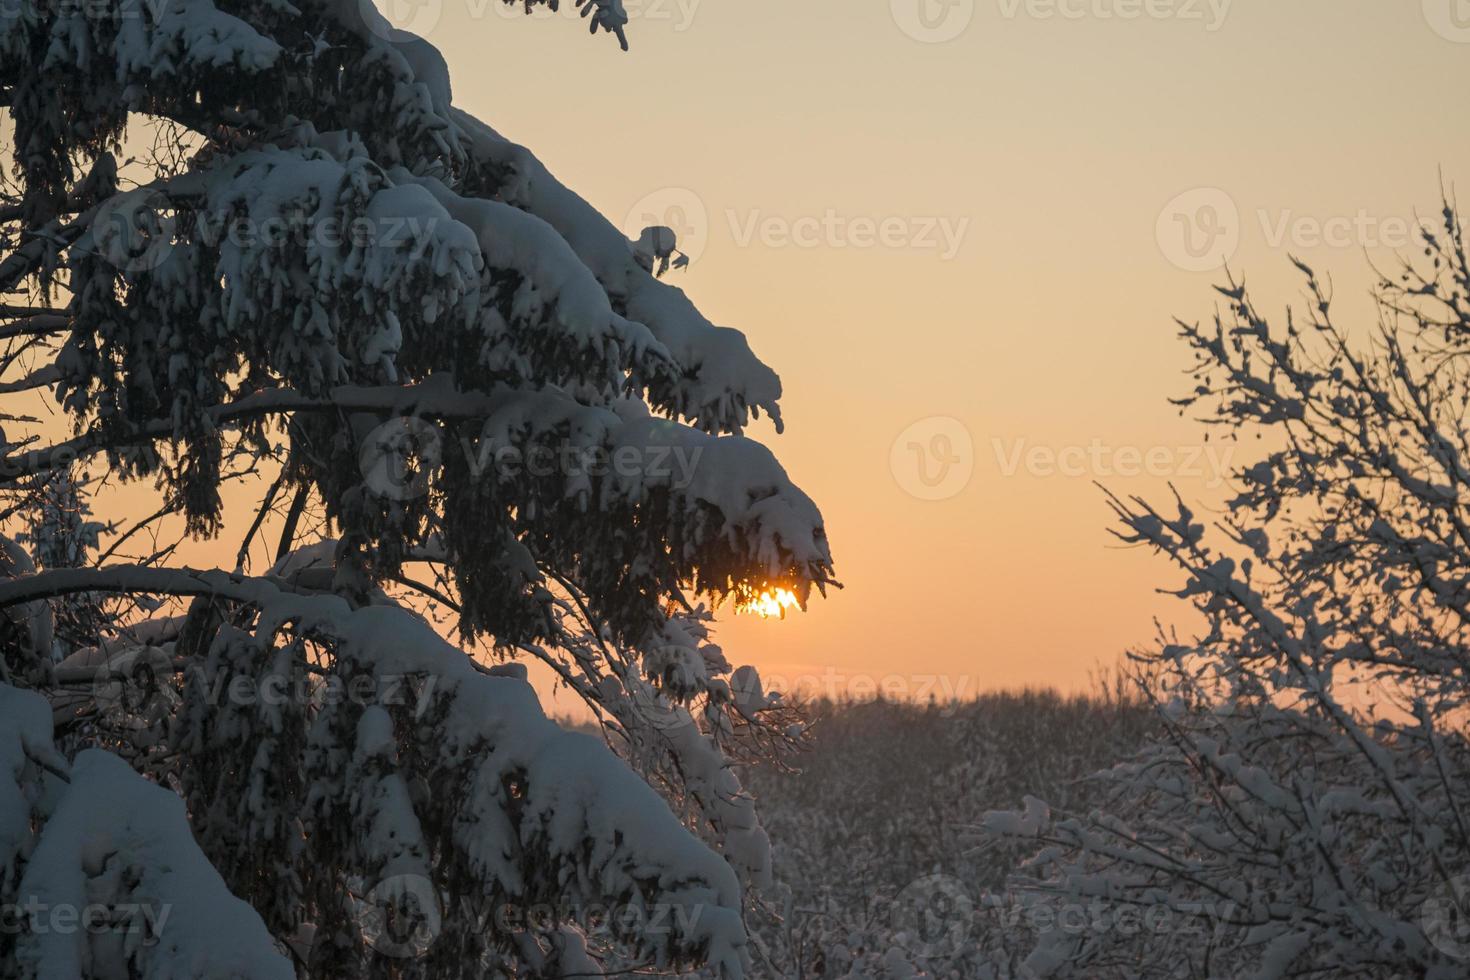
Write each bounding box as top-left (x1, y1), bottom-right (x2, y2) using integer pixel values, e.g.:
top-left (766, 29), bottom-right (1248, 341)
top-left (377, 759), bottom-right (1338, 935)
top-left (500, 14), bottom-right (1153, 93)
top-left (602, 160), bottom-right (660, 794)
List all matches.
top-left (738, 588), bottom-right (801, 619)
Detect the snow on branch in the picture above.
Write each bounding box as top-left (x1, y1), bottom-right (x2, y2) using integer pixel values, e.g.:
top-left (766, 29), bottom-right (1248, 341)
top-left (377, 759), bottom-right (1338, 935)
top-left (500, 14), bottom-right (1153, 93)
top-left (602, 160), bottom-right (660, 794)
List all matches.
top-left (0, 5), bottom-right (827, 975)
top-left (451, 108), bottom-right (786, 435)
top-left (0, 684), bottom-right (294, 980)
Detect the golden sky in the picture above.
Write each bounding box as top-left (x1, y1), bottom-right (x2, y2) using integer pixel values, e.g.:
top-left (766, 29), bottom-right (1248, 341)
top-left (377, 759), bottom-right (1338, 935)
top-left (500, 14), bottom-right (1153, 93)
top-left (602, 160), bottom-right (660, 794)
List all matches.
top-left (372, 0), bottom-right (1470, 700)
top-left (30, 1), bottom-right (1470, 709)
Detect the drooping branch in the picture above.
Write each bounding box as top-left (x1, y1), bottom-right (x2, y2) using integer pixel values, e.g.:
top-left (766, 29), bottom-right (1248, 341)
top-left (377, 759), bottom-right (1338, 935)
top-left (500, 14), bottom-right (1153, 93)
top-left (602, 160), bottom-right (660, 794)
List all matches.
top-left (0, 375), bottom-right (503, 483)
top-left (0, 564), bottom-right (300, 611)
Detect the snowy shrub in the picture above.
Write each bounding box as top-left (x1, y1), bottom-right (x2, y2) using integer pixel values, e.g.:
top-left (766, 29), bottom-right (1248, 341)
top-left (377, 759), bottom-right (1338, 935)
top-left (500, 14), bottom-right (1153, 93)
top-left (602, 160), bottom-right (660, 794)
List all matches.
top-left (986, 203), bottom-right (1470, 979)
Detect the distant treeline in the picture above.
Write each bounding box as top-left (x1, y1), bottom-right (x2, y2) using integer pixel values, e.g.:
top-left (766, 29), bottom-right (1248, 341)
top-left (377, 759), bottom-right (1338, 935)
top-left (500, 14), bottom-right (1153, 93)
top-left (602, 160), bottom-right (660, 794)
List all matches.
top-left (712, 675), bottom-right (1158, 978)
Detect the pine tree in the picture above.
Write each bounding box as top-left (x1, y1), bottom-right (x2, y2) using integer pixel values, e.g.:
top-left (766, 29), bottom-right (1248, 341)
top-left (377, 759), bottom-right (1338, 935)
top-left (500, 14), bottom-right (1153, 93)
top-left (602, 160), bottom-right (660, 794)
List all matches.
top-left (0, 3), bottom-right (835, 977)
top-left (16, 470), bottom-right (112, 655)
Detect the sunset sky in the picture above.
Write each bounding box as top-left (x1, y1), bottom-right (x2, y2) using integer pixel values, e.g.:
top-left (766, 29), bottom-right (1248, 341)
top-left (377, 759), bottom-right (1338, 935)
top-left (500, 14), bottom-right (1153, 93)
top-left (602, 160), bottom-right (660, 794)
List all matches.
top-left (344, 0), bottom-right (1470, 701)
top-left (92, 0), bottom-right (1470, 706)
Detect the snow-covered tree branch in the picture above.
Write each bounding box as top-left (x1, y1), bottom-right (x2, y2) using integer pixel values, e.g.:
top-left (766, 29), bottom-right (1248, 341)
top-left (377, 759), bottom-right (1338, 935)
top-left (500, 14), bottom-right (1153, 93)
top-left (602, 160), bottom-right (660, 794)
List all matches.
top-left (984, 203), bottom-right (1470, 979)
top-left (0, 2), bottom-right (835, 977)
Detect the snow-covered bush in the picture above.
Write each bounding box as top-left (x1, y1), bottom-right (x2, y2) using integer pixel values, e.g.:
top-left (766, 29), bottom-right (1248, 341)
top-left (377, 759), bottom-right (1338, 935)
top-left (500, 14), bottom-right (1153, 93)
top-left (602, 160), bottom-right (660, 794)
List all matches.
top-left (986, 202), bottom-right (1470, 978)
top-left (0, 3), bottom-right (834, 977)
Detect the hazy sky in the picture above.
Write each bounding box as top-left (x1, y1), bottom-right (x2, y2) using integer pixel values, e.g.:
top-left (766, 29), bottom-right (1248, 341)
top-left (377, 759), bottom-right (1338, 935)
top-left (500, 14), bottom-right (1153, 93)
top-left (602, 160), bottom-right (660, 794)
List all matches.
top-left (351, 0), bottom-right (1470, 700)
top-left (112, 0), bottom-right (1470, 706)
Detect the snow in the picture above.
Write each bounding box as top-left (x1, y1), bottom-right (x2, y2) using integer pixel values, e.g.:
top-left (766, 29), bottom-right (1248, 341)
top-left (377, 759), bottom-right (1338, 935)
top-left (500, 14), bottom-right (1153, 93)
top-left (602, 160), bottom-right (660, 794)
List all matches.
top-left (0, 686), bottom-right (62, 888)
top-left (980, 796), bottom-right (1049, 838)
top-left (413, 172), bottom-right (666, 365)
top-left (226, 589), bottom-right (752, 973)
top-left (14, 0), bottom-right (287, 79)
top-left (0, 534), bottom-right (53, 663)
top-left (0, 1), bottom-right (839, 975)
top-left (0, 685), bottom-right (292, 980)
top-left (451, 108), bottom-right (786, 434)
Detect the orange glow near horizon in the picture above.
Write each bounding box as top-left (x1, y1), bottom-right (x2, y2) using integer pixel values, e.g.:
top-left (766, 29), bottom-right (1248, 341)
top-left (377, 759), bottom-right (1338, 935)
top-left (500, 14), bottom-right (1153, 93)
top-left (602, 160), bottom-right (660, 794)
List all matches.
top-left (44, 3), bottom-right (1470, 711)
